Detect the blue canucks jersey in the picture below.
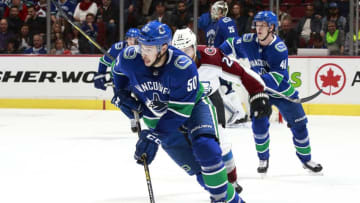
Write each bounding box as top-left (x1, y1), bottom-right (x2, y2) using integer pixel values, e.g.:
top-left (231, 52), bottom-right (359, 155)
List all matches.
top-left (220, 33), bottom-right (297, 98)
top-left (112, 45), bottom-right (204, 138)
top-left (198, 12), bottom-right (238, 48)
top-left (98, 41), bottom-right (127, 74)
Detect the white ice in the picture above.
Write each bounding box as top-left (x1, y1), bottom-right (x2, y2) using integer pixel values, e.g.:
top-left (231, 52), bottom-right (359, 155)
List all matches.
top-left (0, 109), bottom-right (359, 203)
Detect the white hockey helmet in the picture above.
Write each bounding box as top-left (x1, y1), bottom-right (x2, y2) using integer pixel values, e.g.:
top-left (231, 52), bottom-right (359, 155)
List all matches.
top-left (172, 27), bottom-right (197, 53)
top-left (211, 1), bottom-right (228, 20)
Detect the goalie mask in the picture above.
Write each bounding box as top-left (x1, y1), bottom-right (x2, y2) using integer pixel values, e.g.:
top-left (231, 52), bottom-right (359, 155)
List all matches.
top-left (211, 1), bottom-right (228, 20)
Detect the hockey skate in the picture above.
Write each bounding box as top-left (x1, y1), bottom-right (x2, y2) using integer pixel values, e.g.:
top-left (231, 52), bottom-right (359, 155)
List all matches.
top-left (232, 181), bottom-right (243, 194)
top-left (257, 159), bottom-right (269, 177)
top-left (227, 113), bottom-right (248, 128)
top-left (303, 160), bottom-right (323, 174)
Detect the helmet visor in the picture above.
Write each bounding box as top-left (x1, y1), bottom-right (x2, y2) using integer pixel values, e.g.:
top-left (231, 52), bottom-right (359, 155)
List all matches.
top-left (140, 44), bottom-right (158, 56)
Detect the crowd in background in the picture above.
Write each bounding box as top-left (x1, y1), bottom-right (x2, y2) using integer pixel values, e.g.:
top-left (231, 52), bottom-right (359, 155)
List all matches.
top-left (0, 0), bottom-right (357, 55)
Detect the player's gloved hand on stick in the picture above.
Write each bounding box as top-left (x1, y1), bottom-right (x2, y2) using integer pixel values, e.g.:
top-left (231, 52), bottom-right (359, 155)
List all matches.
top-left (249, 92), bottom-right (272, 119)
top-left (111, 89), bottom-right (143, 119)
top-left (134, 130), bottom-right (161, 165)
top-left (94, 73), bottom-right (107, 90)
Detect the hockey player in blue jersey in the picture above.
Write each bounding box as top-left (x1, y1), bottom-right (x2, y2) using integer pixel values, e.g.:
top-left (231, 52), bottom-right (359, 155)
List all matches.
top-left (93, 28), bottom-right (140, 90)
top-left (111, 21), bottom-right (244, 203)
top-left (198, 0), bottom-right (238, 48)
top-left (219, 11), bottom-right (323, 174)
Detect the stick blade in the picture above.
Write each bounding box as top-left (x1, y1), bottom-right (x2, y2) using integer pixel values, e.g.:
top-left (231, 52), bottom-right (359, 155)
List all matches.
top-left (299, 89), bottom-right (323, 103)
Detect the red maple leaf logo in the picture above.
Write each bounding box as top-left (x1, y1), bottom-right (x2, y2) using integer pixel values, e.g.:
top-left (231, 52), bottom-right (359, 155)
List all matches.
top-left (320, 68), bottom-right (341, 88)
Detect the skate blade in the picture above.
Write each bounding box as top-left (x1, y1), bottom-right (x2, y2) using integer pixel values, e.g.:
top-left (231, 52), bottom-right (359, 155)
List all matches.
top-left (306, 169), bottom-right (324, 176)
top-left (259, 172), bottom-right (267, 179)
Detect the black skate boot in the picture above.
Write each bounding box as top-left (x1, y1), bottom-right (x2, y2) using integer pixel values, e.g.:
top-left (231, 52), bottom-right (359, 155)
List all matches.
top-left (303, 160), bottom-right (323, 173)
top-left (232, 181), bottom-right (243, 194)
top-left (257, 159), bottom-right (269, 174)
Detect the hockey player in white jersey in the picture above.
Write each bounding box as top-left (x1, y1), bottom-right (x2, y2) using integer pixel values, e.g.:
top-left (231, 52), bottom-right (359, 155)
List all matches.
top-left (172, 27), bottom-right (271, 189)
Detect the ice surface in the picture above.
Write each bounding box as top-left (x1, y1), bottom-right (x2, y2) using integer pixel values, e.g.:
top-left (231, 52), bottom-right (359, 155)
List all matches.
top-left (0, 109), bottom-right (359, 203)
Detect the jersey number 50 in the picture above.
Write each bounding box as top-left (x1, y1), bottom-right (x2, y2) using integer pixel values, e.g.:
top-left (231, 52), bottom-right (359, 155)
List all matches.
top-left (187, 76), bottom-right (198, 92)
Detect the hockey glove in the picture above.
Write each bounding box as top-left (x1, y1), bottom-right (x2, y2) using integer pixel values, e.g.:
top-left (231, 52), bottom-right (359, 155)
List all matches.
top-left (134, 130), bottom-right (161, 165)
top-left (111, 89), bottom-right (143, 119)
top-left (94, 73), bottom-right (107, 90)
top-left (249, 92), bottom-right (272, 119)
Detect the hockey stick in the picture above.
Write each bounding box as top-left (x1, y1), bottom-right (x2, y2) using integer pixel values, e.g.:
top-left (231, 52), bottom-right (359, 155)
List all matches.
top-left (265, 87), bottom-right (323, 103)
top-left (51, 0), bottom-right (114, 61)
top-left (133, 111), bottom-right (156, 203)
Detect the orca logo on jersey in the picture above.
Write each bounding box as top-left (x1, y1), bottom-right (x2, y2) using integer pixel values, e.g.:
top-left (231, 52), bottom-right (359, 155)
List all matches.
top-left (147, 93), bottom-right (168, 116)
top-left (123, 46), bottom-right (137, 59)
top-left (243, 33), bottom-right (254, 42)
top-left (174, 55), bottom-right (192, 70)
top-left (114, 42), bottom-right (123, 50)
top-left (275, 42), bottom-right (287, 52)
top-left (204, 47), bottom-right (217, 56)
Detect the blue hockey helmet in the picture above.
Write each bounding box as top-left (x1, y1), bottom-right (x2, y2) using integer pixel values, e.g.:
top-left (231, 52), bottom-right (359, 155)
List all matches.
top-left (125, 28), bottom-right (140, 38)
top-left (138, 21), bottom-right (172, 47)
top-left (253, 11), bottom-right (278, 30)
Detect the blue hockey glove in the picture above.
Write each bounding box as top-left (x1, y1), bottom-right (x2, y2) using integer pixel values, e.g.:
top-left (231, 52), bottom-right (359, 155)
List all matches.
top-left (111, 90), bottom-right (143, 119)
top-left (94, 73), bottom-right (107, 90)
top-left (249, 92), bottom-right (272, 119)
top-left (134, 130), bottom-right (161, 165)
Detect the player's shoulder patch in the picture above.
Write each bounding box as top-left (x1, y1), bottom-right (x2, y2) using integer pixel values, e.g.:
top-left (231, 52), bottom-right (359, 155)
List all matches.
top-left (204, 47), bottom-right (217, 56)
top-left (123, 45), bottom-right (138, 59)
top-left (274, 42), bottom-right (287, 52)
top-left (242, 33), bottom-right (255, 42)
top-left (114, 42), bottom-right (124, 50)
top-left (221, 17), bottom-right (232, 23)
top-left (174, 55), bottom-right (192, 70)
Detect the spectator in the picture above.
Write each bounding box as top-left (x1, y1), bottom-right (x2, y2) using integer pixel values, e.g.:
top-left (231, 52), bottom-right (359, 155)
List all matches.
top-left (51, 22), bottom-right (63, 44)
top-left (276, 4), bottom-right (291, 27)
top-left (50, 38), bottom-right (71, 54)
top-left (344, 20), bottom-right (360, 55)
top-left (150, 1), bottom-right (171, 25)
top-left (295, 4), bottom-right (322, 48)
top-left (67, 24), bottom-right (80, 54)
top-left (17, 23), bottom-right (31, 52)
top-left (2, 38), bottom-right (19, 54)
top-left (0, 18), bottom-right (15, 52)
top-left (124, 0), bottom-right (141, 30)
top-left (0, 0), bottom-right (7, 18)
top-left (23, 34), bottom-right (47, 54)
top-left (73, 0), bottom-right (97, 23)
top-left (320, 2), bottom-right (346, 38)
top-left (230, 2), bottom-right (248, 36)
top-left (97, 0), bottom-right (118, 47)
top-left (170, 0), bottom-right (193, 31)
top-left (198, 0), bottom-right (210, 15)
top-left (79, 13), bottom-right (97, 53)
top-left (3, 0), bottom-right (28, 21)
top-left (313, 0), bottom-right (329, 19)
top-left (6, 6), bottom-right (23, 34)
top-left (325, 20), bottom-right (344, 55)
top-left (279, 17), bottom-right (298, 55)
top-left (50, 0), bottom-right (77, 23)
top-left (25, 5), bottom-right (46, 37)
top-left (308, 32), bottom-right (326, 48)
